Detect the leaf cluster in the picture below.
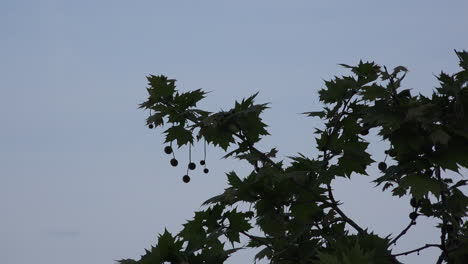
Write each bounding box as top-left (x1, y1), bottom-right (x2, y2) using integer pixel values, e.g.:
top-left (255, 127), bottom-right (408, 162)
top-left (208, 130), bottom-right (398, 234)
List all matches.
top-left (123, 51), bottom-right (468, 263)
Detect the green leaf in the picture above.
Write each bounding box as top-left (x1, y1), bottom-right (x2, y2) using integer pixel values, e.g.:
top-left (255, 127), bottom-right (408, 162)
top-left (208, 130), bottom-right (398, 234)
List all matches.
top-left (164, 125), bottom-right (193, 147)
top-left (147, 112), bottom-right (165, 127)
top-left (147, 75), bottom-right (176, 98)
top-left (337, 141), bottom-right (374, 177)
top-left (319, 77), bottom-right (357, 104)
top-left (178, 212), bottom-right (207, 252)
top-left (455, 50), bottom-right (468, 70)
top-left (429, 128), bottom-right (451, 145)
top-left (174, 89), bottom-right (206, 109)
top-left (254, 247), bottom-right (273, 261)
top-left (451, 180), bottom-right (468, 190)
top-left (360, 84), bottom-right (388, 101)
top-left (400, 174), bottom-right (441, 199)
top-left (227, 209), bottom-right (252, 233)
top-left (226, 171), bottom-right (243, 188)
top-left (290, 202), bottom-right (321, 223)
top-left (157, 229), bottom-right (175, 258)
top-left (303, 111), bottom-right (326, 118)
top-left (317, 251), bottom-right (341, 264)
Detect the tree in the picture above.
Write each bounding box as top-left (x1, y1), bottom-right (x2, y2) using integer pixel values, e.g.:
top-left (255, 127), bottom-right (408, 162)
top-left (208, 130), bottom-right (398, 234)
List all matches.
top-left (119, 50), bottom-right (468, 264)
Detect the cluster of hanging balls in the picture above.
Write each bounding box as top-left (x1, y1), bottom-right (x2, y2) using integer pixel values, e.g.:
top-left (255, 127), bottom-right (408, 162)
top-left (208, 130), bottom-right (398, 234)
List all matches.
top-left (149, 123), bottom-right (209, 183)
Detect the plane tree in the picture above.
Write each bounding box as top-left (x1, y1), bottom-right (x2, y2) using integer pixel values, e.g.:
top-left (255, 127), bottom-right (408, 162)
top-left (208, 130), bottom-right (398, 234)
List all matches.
top-left (119, 50), bottom-right (468, 264)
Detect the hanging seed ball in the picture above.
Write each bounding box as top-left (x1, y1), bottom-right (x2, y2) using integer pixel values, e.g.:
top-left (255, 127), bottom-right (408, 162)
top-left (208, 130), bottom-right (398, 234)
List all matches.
top-left (378, 162), bottom-right (387, 172)
top-left (410, 198), bottom-right (418, 208)
top-left (164, 146), bottom-right (173, 154)
top-left (200, 160), bottom-right (206, 166)
top-left (388, 149), bottom-right (397, 157)
top-left (182, 175), bottom-right (190, 183)
top-left (409, 212), bottom-right (418, 220)
top-left (148, 124), bottom-right (154, 129)
top-left (188, 162), bottom-right (196, 170)
top-left (170, 158), bottom-right (178, 167)
top-left (203, 168), bottom-right (209, 174)
top-left (360, 129), bottom-right (369, 136)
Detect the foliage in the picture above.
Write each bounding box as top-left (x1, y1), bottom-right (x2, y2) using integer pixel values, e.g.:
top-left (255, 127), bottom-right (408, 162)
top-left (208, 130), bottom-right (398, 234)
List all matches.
top-left (120, 51), bottom-right (468, 263)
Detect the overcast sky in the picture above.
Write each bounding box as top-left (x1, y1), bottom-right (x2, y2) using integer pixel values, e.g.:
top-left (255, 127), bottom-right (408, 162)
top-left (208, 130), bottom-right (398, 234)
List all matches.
top-left (1, 1), bottom-right (468, 263)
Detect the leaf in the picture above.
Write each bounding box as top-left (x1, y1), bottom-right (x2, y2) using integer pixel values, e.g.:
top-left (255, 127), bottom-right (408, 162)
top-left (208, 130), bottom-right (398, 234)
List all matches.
top-left (336, 141), bottom-right (374, 177)
top-left (147, 112), bottom-right (165, 127)
top-left (405, 103), bottom-right (435, 121)
top-left (319, 77), bottom-right (356, 104)
top-left (178, 212), bottom-right (207, 252)
top-left (254, 247), bottom-right (273, 261)
top-left (227, 209), bottom-right (252, 233)
top-left (455, 49), bottom-right (468, 70)
top-left (400, 174), bottom-right (441, 199)
top-left (393, 66), bottom-right (408, 75)
top-left (303, 111), bottom-right (326, 118)
top-left (147, 75), bottom-right (176, 98)
top-left (429, 128), bottom-right (451, 145)
top-left (450, 180), bottom-right (468, 190)
top-left (173, 89), bottom-right (206, 109)
top-left (360, 84), bottom-right (388, 101)
top-left (317, 251), bottom-right (341, 264)
top-left (226, 171), bottom-right (243, 188)
top-left (290, 202), bottom-right (321, 223)
top-left (156, 229), bottom-right (181, 260)
top-left (164, 125), bottom-right (193, 147)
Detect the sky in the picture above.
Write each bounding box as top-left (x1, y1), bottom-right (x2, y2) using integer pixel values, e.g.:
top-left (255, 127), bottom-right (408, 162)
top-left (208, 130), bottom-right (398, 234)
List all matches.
top-left (1, 0), bottom-right (467, 263)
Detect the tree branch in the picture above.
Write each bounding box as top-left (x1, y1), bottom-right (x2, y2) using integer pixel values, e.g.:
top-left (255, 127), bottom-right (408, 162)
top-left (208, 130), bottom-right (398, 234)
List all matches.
top-left (392, 244), bottom-right (441, 257)
top-left (326, 184), bottom-right (365, 234)
top-left (435, 166), bottom-right (449, 258)
top-left (320, 95), bottom-right (366, 235)
top-left (390, 219), bottom-right (416, 245)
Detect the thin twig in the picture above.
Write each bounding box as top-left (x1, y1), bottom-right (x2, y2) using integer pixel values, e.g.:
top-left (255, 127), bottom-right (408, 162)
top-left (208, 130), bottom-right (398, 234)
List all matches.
top-left (326, 184), bottom-right (365, 234)
top-left (392, 244), bottom-right (441, 257)
top-left (390, 219), bottom-right (416, 245)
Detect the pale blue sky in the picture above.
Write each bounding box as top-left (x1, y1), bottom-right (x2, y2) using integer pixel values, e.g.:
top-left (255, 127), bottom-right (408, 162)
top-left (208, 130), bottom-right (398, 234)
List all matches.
top-left (1, 1), bottom-right (467, 263)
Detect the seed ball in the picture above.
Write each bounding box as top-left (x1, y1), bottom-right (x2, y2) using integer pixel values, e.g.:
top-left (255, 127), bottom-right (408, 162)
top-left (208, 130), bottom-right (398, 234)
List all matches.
top-left (378, 162), bottom-right (387, 172)
top-left (410, 198), bottom-right (418, 207)
top-left (409, 212), bottom-right (418, 220)
top-left (203, 168), bottom-right (209, 174)
top-left (388, 149), bottom-right (397, 157)
top-left (200, 160), bottom-right (206, 165)
top-left (360, 129), bottom-right (369, 136)
top-left (148, 124), bottom-right (154, 129)
top-left (182, 175), bottom-right (190, 183)
top-left (170, 158), bottom-right (178, 167)
top-left (164, 146), bottom-right (173, 154)
top-left (188, 162), bottom-right (196, 170)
